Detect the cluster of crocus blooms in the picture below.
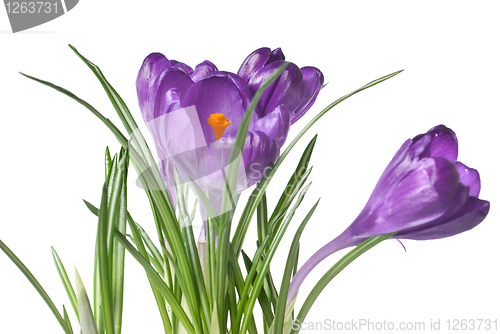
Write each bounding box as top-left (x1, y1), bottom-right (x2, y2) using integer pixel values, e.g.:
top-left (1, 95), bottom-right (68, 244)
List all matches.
top-left (287, 125), bottom-right (490, 305)
top-left (136, 47), bottom-right (324, 215)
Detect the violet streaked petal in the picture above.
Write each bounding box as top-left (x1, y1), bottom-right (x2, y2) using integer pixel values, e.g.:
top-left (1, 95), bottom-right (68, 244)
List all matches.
top-left (414, 125), bottom-right (458, 160)
top-left (362, 157), bottom-right (460, 236)
top-left (154, 69), bottom-right (194, 118)
top-left (251, 104), bottom-right (291, 148)
top-left (265, 48), bottom-right (285, 65)
top-left (242, 130), bottom-right (280, 188)
top-left (248, 61), bottom-right (305, 118)
top-left (136, 53), bottom-right (170, 122)
top-left (218, 130), bottom-right (279, 189)
top-left (181, 72), bottom-right (256, 144)
top-left (291, 66), bottom-right (324, 124)
top-left (190, 60), bottom-right (218, 82)
top-left (237, 47), bottom-right (271, 82)
top-left (455, 161), bottom-right (481, 197)
top-left (397, 197), bottom-right (490, 240)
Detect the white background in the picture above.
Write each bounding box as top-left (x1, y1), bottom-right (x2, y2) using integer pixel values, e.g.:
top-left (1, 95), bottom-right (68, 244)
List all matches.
top-left (1, 1), bottom-right (499, 333)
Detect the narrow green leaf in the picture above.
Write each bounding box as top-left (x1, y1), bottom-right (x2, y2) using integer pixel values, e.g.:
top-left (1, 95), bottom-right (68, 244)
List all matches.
top-left (290, 232), bottom-right (397, 334)
top-left (240, 183), bottom-right (313, 334)
top-left (96, 178), bottom-right (115, 334)
top-left (112, 149), bottom-right (129, 334)
top-left (241, 251), bottom-right (274, 327)
top-left (75, 267), bottom-right (98, 334)
top-left (0, 239), bottom-right (71, 334)
top-left (115, 231), bottom-right (195, 334)
top-left (273, 199), bottom-right (319, 334)
top-left (63, 305), bottom-right (74, 334)
top-left (52, 247), bottom-right (79, 322)
top-left (256, 192), bottom-right (268, 248)
top-left (105, 147), bottom-right (112, 179)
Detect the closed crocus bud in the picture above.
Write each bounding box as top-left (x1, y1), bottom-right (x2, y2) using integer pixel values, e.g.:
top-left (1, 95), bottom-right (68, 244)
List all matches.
top-left (287, 125), bottom-right (490, 305)
top-left (238, 47), bottom-right (324, 123)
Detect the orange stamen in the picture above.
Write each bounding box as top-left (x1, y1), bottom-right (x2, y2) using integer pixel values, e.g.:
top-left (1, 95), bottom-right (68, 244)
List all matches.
top-left (207, 113), bottom-right (231, 140)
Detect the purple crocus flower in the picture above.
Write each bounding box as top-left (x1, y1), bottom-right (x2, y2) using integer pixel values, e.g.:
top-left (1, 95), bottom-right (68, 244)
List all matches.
top-left (136, 48), bottom-right (323, 216)
top-left (287, 125), bottom-right (490, 305)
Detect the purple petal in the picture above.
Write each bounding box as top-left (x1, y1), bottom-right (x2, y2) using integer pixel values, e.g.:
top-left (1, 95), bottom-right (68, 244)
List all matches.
top-left (237, 47), bottom-right (271, 82)
top-left (291, 66), bottom-right (324, 124)
top-left (455, 162), bottom-right (481, 197)
top-left (136, 53), bottom-right (170, 122)
top-left (169, 60), bottom-right (193, 75)
top-left (360, 157), bottom-right (461, 236)
top-left (265, 48), bottom-right (286, 65)
top-left (190, 60), bottom-right (218, 82)
top-left (251, 104), bottom-right (291, 147)
top-left (219, 130), bottom-right (279, 188)
top-left (248, 61), bottom-right (305, 118)
top-left (242, 130), bottom-right (280, 187)
top-left (414, 125), bottom-right (458, 161)
top-left (181, 71), bottom-right (256, 144)
top-left (397, 197), bottom-right (490, 240)
top-left (154, 69), bottom-right (194, 118)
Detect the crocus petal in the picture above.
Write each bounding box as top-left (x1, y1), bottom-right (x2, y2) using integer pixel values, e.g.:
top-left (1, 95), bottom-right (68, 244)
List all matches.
top-left (251, 104), bottom-right (291, 147)
top-left (248, 61), bottom-right (305, 118)
top-left (218, 130), bottom-right (280, 189)
top-left (359, 157), bottom-right (461, 237)
top-left (397, 197), bottom-right (490, 240)
top-left (181, 71), bottom-right (256, 144)
top-left (414, 125), bottom-right (458, 161)
top-left (242, 130), bottom-right (280, 188)
top-left (190, 60), bottom-right (218, 82)
top-left (291, 66), bottom-right (324, 124)
top-left (136, 53), bottom-right (170, 122)
top-left (169, 60), bottom-right (193, 75)
top-left (154, 69), bottom-right (194, 118)
top-left (266, 48), bottom-right (286, 65)
top-left (455, 162), bottom-right (481, 197)
top-left (237, 47), bottom-right (272, 82)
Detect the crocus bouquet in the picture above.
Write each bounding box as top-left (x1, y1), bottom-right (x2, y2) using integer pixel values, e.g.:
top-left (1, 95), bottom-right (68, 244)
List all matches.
top-left (0, 46), bottom-right (489, 334)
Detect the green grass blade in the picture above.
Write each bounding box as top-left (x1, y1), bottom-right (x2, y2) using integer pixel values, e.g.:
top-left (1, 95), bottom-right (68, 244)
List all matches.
top-left (256, 192), bottom-right (268, 248)
top-left (75, 267), bottom-right (98, 334)
top-left (112, 150), bottom-right (129, 334)
top-left (240, 183), bottom-right (313, 334)
top-left (52, 247), bottom-right (79, 322)
top-left (0, 240), bottom-right (72, 334)
top-left (290, 232), bottom-right (397, 334)
top-left (241, 251), bottom-right (274, 328)
top-left (20, 72), bottom-right (128, 146)
top-left (273, 199), bottom-right (320, 334)
top-left (126, 207), bottom-right (173, 334)
top-left (96, 178), bottom-right (115, 334)
top-left (63, 305), bottom-right (74, 334)
top-left (115, 231), bottom-right (195, 334)
top-left (233, 135), bottom-right (316, 257)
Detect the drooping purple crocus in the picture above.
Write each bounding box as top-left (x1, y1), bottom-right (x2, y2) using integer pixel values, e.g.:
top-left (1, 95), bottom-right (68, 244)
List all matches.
top-left (287, 125), bottom-right (490, 305)
top-left (136, 48), bottom-right (324, 217)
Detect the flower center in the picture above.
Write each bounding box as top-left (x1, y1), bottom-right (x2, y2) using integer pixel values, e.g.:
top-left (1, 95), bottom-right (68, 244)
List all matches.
top-left (207, 113), bottom-right (231, 140)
